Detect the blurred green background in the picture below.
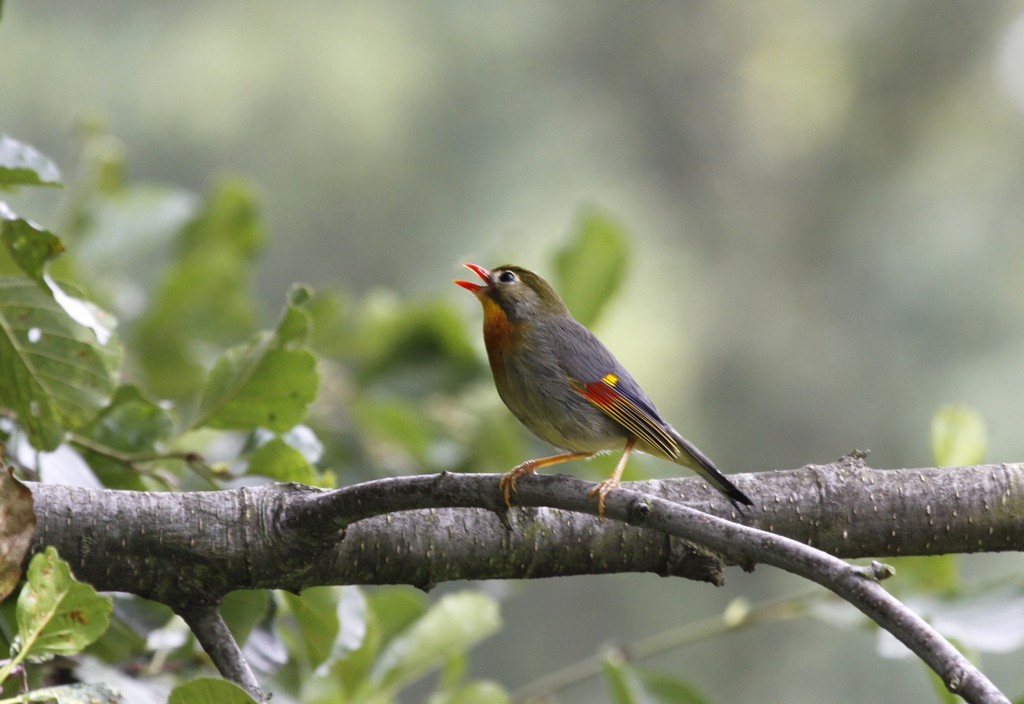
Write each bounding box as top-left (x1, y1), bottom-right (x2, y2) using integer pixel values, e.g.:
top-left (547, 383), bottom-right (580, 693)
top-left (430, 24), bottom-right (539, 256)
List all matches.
top-left (4, 2), bottom-right (1024, 702)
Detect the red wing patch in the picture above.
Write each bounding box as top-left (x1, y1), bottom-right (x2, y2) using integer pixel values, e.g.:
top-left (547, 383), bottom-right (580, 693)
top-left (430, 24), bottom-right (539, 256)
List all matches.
top-left (575, 373), bottom-right (679, 459)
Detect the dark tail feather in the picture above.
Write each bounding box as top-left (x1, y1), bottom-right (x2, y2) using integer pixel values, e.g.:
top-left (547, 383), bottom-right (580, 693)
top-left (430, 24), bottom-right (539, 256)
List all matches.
top-left (671, 431), bottom-right (753, 508)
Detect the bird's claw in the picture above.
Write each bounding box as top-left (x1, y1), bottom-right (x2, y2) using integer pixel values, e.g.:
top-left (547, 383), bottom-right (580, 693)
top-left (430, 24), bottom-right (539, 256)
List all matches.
top-left (499, 464), bottom-right (535, 508)
top-left (587, 479), bottom-right (620, 521)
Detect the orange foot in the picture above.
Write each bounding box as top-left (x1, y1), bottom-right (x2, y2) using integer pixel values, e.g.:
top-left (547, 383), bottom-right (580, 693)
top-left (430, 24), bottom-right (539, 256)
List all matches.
top-left (499, 462), bottom-right (535, 507)
top-left (498, 451), bottom-right (596, 508)
top-left (587, 478), bottom-right (620, 520)
top-left (587, 438), bottom-right (635, 520)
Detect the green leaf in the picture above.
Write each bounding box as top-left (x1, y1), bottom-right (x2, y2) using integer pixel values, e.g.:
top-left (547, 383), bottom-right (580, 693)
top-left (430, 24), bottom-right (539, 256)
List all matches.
top-left (925, 664), bottom-right (962, 704)
top-left (553, 208), bottom-right (630, 327)
top-left (368, 588), bottom-right (427, 643)
top-left (0, 467), bottom-right (35, 601)
top-left (638, 670), bottom-right (711, 704)
top-left (71, 184), bottom-right (198, 298)
top-left (0, 136), bottom-right (62, 189)
top-left (248, 437), bottom-right (318, 483)
top-left (0, 277), bottom-right (121, 451)
top-left (219, 590), bottom-right (270, 646)
top-left (75, 385), bottom-right (175, 489)
top-left (352, 397), bottom-right (434, 467)
top-left (280, 586), bottom-right (340, 670)
top-left (0, 206), bottom-right (65, 282)
top-left (338, 587), bottom-right (424, 693)
top-left (307, 288), bottom-right (352, 357)
top-left (196, 285), bottom-right (318, 432)
top-left (12, 547), bottom-right (112, 664)
top-left (14, 683), bottom-right (124, 703)
top-left (931, 405), bottom-right (987, 467)
top-left (429, 681), bottom-right (510, 704)
top-left (603, 659), bottom-right (711, 704)
top-left (602, 651), bottom-right (655, 704)
top-left (135, 179), bottom-right (263, 398)
top-left (886, 555), bottom-right (959, 596)
top-left (368, 591), bottom-right (501, 694)
top-left (354, 296), bottom-right (480, 390)
top-left (168, 678), bottom-right (258, 704)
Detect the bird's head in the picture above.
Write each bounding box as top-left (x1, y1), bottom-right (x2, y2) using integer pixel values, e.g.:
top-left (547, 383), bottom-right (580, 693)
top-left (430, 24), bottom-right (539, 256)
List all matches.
top-left (455, 263), bottom-right (569, 322)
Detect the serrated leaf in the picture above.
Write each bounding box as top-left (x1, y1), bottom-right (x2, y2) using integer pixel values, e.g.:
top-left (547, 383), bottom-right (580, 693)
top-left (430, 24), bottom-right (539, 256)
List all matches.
top-left (76, 385), bottom-right (175, 489)
top-left (196, 285), bottom-right (317, 432)
top-left (553, 209), bottom-right (629, 327)
top-left (0, 205), bottom-right (65, 282)
top-left (0, 277), bottom-right (121, 450)
top-left (168, 678), bottom-right (258, 704)
top-left (16, 682), bottom-right (124, 703)
top-left (281, 587), bottom-right (340, 670)
top-left (931, 405), bottom-right (987, 467)
top-left (0, 466), bottom-right (35, 600)
top-left (135, 179), bottom-right (263, 398)
top-left (368, 591), bottom-right (501, 693)
top-left (0, 136), bottom-right (62, 189)
top-left (15, 547), bottom-right (112, 659)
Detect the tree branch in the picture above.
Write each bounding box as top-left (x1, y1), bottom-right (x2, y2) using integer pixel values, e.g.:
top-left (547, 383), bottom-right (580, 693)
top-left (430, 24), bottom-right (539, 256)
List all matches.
top-left (23, 459), bottom-right (1022, 702)
top-left (27, 461), bottom-right (1024, 595)
top-left (178, 603), bottom-right (267, 703)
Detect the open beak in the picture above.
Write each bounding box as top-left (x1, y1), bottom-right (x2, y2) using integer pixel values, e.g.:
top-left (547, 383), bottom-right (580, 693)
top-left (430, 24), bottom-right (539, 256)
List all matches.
top-left (454, 263), bottom-right (491, 293)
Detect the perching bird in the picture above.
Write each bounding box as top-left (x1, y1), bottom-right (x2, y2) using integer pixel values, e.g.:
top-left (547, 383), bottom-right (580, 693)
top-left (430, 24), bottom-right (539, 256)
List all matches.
top-left (454, 263), bottom-right (752, 518)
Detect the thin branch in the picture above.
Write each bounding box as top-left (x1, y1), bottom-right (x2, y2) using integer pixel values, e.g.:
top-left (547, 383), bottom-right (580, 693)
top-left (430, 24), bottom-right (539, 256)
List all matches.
top-left (177, 603), bottom-right (267, 703)
top-left (514, 590), bottom-right (818, 702)
top-left (604, 487), bottom-right (1006, 704)
top-left (67, 433), bottom-right (219, 487)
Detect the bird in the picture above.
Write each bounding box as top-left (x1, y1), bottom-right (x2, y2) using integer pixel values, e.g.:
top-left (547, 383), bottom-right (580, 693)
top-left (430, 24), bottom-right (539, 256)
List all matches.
top-left (454, 263), bottom-right (752, 518)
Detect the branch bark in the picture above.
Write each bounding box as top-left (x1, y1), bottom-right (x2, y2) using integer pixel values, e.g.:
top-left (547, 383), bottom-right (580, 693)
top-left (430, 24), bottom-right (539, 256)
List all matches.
top-left (29, 460), bottom-right (1024, 596)
top-left (23, 458), bottom-right (1023, 703)
top-left (179, 603), bottom-right (267, 703)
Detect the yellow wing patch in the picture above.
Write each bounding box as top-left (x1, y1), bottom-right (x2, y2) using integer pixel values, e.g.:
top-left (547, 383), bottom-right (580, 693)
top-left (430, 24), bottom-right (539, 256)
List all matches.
top-left (576, 375), bottom-right (679, 459)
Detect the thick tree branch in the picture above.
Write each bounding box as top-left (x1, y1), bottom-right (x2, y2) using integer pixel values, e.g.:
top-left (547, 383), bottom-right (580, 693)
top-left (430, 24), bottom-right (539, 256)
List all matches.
top-left (23, 460), bottom-right (1022, 701)
top-left (27, 461), bottom-right (1024, 597)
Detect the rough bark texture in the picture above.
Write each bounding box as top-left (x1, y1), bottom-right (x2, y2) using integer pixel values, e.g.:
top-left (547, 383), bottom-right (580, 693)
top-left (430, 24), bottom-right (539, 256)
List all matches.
top-left (24, 459), bottom-right (1020, 704)
top-left (26, 460), bottom-right (1024, 602)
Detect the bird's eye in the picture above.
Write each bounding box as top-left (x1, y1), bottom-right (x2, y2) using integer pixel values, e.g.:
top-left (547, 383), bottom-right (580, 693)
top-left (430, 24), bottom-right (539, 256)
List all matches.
top-left (498, 271), bottom-right (517, 284)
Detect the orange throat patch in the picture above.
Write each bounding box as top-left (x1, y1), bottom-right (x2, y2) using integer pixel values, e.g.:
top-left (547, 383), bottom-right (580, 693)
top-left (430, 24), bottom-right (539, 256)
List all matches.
top-left (480, 296), bottom-right (519, 379)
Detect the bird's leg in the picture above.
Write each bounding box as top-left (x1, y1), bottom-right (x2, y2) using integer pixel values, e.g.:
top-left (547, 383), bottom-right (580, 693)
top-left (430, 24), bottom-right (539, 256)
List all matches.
top-left (499, 452), bottom-right (595, 507)
top-left (587, 437), bottom-right (636, 519)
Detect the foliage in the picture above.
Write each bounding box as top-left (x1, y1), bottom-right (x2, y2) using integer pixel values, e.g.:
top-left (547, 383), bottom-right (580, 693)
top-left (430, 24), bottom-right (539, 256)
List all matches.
top-left (0, 130), bottom-right (620, 702)
top-left (0, 128), bottom-right (1019, 704)
top-left (0, 547), bottom-right (112, 700)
